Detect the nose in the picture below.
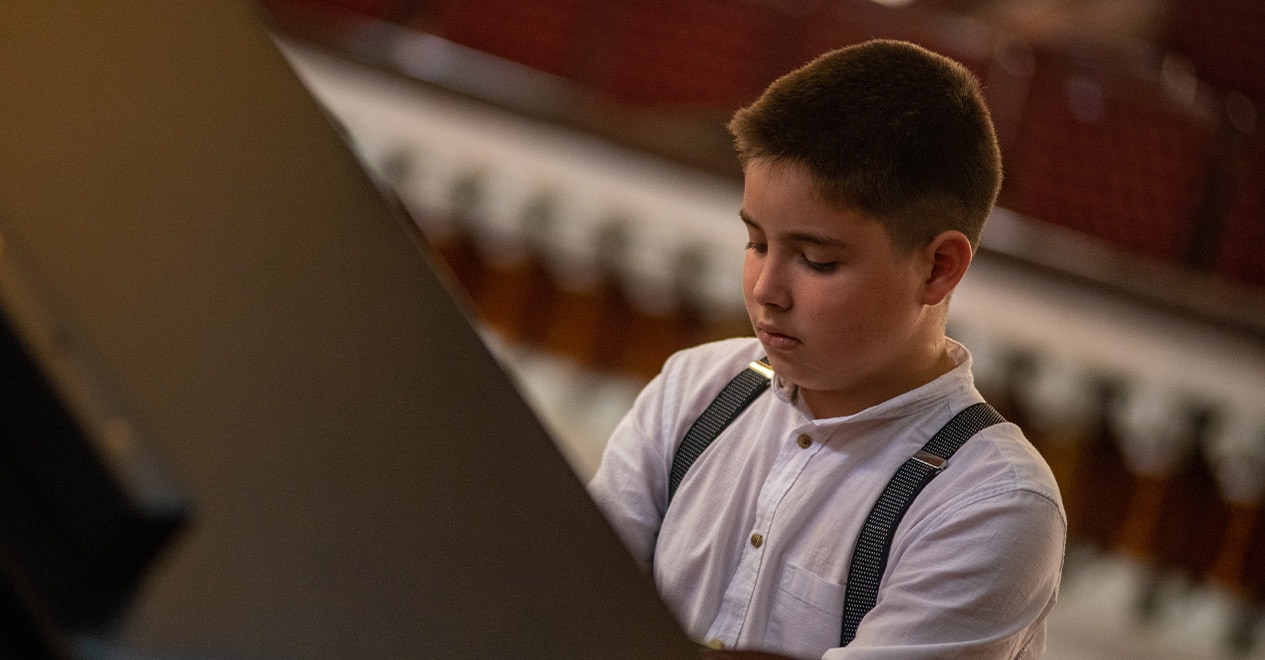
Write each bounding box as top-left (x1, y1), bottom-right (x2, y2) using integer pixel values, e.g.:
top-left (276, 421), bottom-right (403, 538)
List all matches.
top-left (746, 252), bottom-right (790, 310)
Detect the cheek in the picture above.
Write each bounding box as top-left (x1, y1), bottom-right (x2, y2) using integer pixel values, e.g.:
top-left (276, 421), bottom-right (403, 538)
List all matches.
top-left (805, 278), bottom-right (901, 340)
top-left (741, 253), bottom-right (760, 301)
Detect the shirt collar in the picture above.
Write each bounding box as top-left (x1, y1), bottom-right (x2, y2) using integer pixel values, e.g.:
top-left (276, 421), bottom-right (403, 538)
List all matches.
top-left (770, 339), bottom-right (976, 423)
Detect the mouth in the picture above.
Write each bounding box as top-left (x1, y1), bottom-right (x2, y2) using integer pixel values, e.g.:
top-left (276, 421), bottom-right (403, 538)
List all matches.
top-left (755, 323), bottom-right (800, 350)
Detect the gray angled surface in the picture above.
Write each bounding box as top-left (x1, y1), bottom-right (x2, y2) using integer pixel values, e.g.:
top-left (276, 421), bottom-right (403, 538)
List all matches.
top-left (0, 2), bottom-right (695, 657)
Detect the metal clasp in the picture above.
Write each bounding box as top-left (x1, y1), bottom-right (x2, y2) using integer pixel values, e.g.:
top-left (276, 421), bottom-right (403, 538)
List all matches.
top-left (912, 449), bottom-right (947, 470)
top-left (747, 360), bottom-right (774, 380)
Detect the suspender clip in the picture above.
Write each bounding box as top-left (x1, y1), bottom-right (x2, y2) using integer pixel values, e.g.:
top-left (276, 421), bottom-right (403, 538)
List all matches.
top-left (911, 449), bottom-right (947, 470)
top-left (747, 360), bottom-right (774, 380)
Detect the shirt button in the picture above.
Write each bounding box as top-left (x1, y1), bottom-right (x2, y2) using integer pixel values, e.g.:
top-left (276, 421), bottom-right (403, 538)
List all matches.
top-left (706, 639), bottom-right (726, 650)
top-left (797, 434), bottom-right (812, 448)
top-left (750, 532), bottom-right (764, 548)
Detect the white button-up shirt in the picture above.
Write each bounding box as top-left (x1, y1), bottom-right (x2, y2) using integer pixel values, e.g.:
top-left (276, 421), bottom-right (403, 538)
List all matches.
top-left (589, 337), bottom-right (1065, 659)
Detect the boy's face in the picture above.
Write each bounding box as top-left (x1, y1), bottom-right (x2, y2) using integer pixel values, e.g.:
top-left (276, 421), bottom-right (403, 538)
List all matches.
top-left (741, 158), bottom-right (945, 418)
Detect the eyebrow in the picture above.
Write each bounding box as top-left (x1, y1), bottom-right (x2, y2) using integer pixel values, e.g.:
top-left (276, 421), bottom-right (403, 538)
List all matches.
top-left (739, 210), bottom-right (847, 248)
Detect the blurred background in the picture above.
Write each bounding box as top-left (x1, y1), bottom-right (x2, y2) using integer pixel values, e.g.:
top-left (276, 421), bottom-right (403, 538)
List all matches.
top-left (254, 1), bottom-right (1263, 657)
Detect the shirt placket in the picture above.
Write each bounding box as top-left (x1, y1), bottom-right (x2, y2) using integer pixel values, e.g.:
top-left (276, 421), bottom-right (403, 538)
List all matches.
top-left (703, 423), bottom-right (827, 649)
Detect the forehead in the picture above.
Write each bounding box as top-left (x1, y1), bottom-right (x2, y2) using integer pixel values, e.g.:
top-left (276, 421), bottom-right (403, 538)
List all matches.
top-left (742, 158), bottom-right (825, 201)
top-left (741, 159), bottom-right (885, 238)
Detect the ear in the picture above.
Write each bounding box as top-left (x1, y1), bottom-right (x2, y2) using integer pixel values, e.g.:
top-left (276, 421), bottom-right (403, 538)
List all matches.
top-left (920, 230), bottom-right (973, 306)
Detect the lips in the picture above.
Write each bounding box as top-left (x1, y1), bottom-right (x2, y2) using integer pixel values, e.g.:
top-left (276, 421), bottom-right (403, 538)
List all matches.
top-left (756, 323), bottom-right (800, 351)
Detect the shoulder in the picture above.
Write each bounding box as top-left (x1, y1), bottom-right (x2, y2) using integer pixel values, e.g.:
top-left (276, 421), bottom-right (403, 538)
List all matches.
top-left (658, 336), bottom-right (767, 392)
top-left (642, 336), bottom-right (768, 442)
top-left (928, 418), bottom-right (1065, 524)
top-left (893, 417), bottom-right (1066, 587)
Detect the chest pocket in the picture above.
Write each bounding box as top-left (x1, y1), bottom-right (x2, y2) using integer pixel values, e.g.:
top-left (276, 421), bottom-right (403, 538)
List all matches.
top-left (763, 562), bottom-right (845, 659)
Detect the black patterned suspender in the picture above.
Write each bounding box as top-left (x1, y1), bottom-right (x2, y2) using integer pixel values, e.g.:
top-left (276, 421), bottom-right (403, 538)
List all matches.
top-left (839, 401), bottom-right (1004, 646)
top-left (666, 362), bottom-right (1005, 648)
top-left (667, 359), bottom-right (773, 503)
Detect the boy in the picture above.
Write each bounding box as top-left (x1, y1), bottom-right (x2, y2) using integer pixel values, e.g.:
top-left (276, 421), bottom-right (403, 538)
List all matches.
top-left (588, 40), bottom-right (1065, 659)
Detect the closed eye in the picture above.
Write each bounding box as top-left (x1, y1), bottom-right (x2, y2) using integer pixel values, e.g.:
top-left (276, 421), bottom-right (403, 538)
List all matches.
top-left (746, 240), bottom-right (767, 254)
top-left (802, 256), bottom-right (839, 273)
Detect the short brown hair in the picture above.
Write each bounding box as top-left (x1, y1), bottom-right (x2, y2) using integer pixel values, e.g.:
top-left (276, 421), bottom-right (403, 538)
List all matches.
top-left (728, 39), bottom-right (1001, 252)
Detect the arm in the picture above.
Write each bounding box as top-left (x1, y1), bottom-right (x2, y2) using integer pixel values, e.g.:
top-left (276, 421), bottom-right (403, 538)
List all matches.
top-left (587, 372), bottom-right (674, 569)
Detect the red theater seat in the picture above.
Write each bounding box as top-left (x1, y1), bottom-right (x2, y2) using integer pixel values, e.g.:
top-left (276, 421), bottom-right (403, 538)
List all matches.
top-left (1215, 135), bottom-right (1265, 287)
top-left (1003, 51), bottom-right (1218, 264)
top-left (588, 0), bottom-right (787, 110)
top-left (1166, 0), bottom-right (1265, 107)
top-left (432, 0), bottom-right (597, 79)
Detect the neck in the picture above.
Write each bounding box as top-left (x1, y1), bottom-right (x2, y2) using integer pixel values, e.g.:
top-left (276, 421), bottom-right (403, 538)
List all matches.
top-left (800, 335), bottom-right (958, 419)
